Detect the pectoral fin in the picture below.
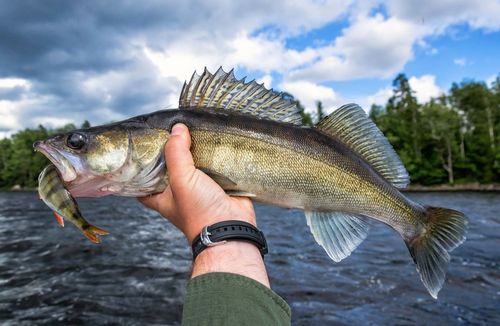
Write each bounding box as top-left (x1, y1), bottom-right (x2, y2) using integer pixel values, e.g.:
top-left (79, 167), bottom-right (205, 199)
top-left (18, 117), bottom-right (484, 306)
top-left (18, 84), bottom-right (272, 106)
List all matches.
top-left (305, 211), bottom-right (370, 262)
top-left (225, 191), bottom-right (256, 197)
top-left (200, 168), bottom-right (255, 197)
top-left (54, 212), bottom-right (65, 227)
top-left (200, 168), bottom-right (237, 188)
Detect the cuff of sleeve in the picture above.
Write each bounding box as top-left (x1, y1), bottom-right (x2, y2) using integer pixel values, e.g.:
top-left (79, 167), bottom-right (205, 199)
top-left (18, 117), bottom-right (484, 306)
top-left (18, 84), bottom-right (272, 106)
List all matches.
top-left (182, 272), bottom-right (291, 326)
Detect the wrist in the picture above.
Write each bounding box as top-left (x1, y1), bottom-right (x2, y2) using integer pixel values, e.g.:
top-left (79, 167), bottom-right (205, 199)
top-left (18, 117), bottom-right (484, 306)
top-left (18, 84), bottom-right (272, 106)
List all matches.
top-left (184, 214), bottom-right (256, 244)
top-left (191, 241), bottom-right (270, 288)
top-left (191, 220), bottom-right (268, 261)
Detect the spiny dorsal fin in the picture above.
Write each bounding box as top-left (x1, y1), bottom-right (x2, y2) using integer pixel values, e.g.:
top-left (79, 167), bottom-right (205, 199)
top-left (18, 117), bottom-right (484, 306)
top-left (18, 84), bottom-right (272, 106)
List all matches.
top-left (179, 67), bottom-right (303, 125)
top-left (316, 104), bottom-right (410, 188)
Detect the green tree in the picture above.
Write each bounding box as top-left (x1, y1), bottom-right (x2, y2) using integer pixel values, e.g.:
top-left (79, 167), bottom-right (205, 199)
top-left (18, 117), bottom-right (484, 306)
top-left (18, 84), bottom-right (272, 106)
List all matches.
top-left (450, 80), bottom-right (497, 182)
top-left (7, 126), bottom-right (51, 187)
top-left (316, 101), bottom-right (325, 123)
top-left (282, 92), bottom-right (313, 126)
top-left (0, 138), bottom-right (13, 187)
top-left (81, 120), bottom-right (91, 128)
top-left (490, 75), bottom-right (500, 175)
top-left (387, 73), bottom-right (422, 162)
top-left (421, 99), bottom-right (461, 184)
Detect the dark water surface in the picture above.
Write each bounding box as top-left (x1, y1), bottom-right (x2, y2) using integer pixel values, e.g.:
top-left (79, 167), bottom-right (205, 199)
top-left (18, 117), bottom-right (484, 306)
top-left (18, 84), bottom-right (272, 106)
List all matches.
top-left (0, 191), bottom-right (498, 325)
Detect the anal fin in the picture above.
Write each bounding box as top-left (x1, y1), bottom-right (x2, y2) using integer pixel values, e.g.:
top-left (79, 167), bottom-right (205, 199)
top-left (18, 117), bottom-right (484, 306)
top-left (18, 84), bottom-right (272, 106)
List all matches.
top-left (305, 211), bottom-right (370, 262)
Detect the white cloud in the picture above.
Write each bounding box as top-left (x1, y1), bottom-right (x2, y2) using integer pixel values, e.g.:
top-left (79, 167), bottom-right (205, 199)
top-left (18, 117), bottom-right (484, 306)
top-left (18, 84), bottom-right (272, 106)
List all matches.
top-left (0, 78), bottom-right (31, 88)
top-left (288, 14), bottom-right (426, 81)
top-left (360, 74), bottom-right (443, 108)
top-left (384, 0), bottom-right (500, 32)
top-left (454, 58), bottom-right (466, 66)
top-left (0, 91), bottom-right (75, 133)
top-left (280, 80), bottom-right (340, 114)
top-left (361, 86), bottom-right (393, 109)
top-left (486, 74), bottom-right (498, 87)
top-left (36, 117), bottom-right (75, 128)
top-left (0, 101), bottom-right (21, 131)
top-left (257, 74), bottom-right (273, 89)
top-left (0, 131), bottom-right (14, 139)
top-left (143, 32), bottom-right (317, 84)
top-left (2, 0), bottom-right (500, 135)
top-left (409, 75), bottom-right (443, 103)
top-left (288, 0), bottom-right (500, 82)
top-left (226, 34), bottom-right (317, 73)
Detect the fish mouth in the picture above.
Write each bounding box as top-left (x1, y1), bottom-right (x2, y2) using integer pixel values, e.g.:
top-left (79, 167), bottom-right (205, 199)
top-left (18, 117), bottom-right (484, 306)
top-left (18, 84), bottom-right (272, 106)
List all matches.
top-left (34, 142), bottom-right (78, 182)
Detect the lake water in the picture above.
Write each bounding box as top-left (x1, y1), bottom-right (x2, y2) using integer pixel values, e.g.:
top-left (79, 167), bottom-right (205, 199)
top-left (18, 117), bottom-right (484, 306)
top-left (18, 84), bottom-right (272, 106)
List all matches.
top-left (0, 191), bottom-right (498, 325)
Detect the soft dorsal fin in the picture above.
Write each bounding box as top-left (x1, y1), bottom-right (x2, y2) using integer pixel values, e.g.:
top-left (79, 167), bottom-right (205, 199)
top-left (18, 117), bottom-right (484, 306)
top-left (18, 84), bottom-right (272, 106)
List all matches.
top-left (316, 104), bottom-right (410, 188)
top-left (179, 67), bottom-right (303, 125)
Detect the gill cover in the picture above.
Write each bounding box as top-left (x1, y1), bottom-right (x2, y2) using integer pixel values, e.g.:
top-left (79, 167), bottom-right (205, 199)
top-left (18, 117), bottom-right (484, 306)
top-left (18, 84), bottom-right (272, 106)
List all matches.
top-left (85, 129), bottom-right (131, 175)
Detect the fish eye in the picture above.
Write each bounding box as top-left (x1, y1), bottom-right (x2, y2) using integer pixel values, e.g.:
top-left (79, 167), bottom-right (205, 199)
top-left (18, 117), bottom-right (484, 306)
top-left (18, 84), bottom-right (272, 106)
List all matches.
top-left (66, 133), bottom-right (87, 150)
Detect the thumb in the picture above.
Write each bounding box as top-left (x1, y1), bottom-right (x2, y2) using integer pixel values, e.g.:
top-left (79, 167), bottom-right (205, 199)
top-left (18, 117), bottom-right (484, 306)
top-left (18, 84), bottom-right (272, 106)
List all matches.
top-left (165, 123), bottom-right (196, 184)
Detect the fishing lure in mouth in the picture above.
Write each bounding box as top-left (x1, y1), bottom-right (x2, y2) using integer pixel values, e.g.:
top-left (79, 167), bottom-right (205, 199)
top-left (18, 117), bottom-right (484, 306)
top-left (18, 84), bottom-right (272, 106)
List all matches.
top-left (38, 164), bottom-right (109, 243)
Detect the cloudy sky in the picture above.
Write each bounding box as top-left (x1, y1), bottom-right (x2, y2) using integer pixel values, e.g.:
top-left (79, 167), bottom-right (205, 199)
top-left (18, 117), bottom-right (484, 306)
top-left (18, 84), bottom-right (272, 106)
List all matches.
top-left (1, 0), bottom-right (499, 137)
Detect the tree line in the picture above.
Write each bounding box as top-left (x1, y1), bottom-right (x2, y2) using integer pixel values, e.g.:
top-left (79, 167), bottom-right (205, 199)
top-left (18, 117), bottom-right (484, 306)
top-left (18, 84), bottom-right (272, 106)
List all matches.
top-left (370, 74), bottom-right (499, 185)
top-left (291, 74), bottom-right (499, 186)
top-left (0, 74), bottom-right (498, 189)
top-left (0, 121), bottom-right (90, 188)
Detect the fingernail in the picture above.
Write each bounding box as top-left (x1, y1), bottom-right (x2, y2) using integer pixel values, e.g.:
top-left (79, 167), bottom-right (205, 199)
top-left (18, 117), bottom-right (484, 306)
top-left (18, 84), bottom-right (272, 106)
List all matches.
top-left (171, 124), bottom-right (183, 136)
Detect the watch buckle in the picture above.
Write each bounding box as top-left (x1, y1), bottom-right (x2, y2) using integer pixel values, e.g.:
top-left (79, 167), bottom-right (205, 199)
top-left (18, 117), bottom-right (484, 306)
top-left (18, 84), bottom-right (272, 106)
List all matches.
top-left (200, 226), bottom-right (227, 247)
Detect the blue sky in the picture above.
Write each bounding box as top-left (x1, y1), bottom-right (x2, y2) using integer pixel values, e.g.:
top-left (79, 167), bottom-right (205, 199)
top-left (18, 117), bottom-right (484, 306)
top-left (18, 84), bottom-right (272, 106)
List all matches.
top-left (0, 0), bottom-right (499, 137)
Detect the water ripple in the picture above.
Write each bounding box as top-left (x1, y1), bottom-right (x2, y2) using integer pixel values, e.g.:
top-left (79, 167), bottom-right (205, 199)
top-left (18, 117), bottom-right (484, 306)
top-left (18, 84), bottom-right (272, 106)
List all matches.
top-left (0, 191), bottom-right (498, 325)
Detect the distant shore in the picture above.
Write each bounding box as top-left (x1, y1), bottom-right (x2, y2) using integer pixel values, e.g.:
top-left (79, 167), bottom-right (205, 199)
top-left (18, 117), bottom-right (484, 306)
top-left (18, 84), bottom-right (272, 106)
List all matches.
top-left (3, 183), bottom-right (500, 193)
top-left (404, 183), bottom-right (500, 192)
top-left (3, 186), bottom-right (37, 192)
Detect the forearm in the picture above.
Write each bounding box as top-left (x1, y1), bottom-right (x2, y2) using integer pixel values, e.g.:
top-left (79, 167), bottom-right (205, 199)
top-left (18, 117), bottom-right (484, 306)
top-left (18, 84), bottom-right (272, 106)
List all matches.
top-left (191, 241), bottom-right (270, 288)
top-left (183, 241), bottom-right (291, 325)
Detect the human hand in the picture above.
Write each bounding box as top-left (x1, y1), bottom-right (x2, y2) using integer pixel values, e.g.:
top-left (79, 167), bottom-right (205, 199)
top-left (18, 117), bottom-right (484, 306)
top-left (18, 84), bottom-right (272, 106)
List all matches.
top-left (138, 123), bottom-right (256, 244)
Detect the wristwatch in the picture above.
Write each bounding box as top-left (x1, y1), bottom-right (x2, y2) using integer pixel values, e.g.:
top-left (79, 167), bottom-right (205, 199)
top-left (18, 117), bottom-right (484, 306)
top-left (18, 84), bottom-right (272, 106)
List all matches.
top-left (191, 220), bottom-right (268, 260)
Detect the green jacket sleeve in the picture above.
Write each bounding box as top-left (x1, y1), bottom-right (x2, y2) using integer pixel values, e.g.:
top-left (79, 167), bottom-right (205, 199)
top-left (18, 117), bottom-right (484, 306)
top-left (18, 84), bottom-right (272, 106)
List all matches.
top-left (182, 272), bottom-right (291, 326)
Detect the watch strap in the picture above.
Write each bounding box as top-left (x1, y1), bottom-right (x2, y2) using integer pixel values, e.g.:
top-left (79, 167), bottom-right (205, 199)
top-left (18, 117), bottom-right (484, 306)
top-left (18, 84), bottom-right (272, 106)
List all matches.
top-left (191, 220), bottom-right (268, 260)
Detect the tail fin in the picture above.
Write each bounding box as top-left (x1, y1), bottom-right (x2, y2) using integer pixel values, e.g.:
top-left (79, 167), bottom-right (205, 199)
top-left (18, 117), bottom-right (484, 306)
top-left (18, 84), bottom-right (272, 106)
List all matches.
top-left (406, 207), bottom-right (467, 299)
top-left (81, 225), bottom-right (110, 244)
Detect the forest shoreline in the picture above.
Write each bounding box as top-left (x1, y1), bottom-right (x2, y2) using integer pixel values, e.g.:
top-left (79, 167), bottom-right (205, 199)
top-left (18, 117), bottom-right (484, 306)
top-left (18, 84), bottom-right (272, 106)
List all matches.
top-left (404, 183), bottom-right (500, 192)
top-left (3, 183), bottom-right (500, 193)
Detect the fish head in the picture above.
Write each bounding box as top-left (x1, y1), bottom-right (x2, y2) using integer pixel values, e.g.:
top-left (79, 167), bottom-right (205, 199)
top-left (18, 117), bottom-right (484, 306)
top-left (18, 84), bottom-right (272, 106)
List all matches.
top-left (34, 125), bottom-right (131, 184)
top-left (34, 121), bottom-right (169, 197)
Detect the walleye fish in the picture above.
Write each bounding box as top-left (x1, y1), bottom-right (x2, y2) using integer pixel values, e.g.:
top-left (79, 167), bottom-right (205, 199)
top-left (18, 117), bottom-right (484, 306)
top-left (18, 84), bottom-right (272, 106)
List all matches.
top-left (34, 67), bottom-right (467, 298)
top-left (38, 164), bottom-right (109, 243)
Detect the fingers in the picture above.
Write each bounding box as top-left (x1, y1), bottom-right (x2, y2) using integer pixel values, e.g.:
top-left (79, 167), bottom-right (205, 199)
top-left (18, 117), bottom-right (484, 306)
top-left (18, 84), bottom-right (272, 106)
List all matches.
top-left (137, 195), bottom-right (158, 210)
top-left (165, 123), bottom-right (196, 187)
top-left (137, 186), bottom-right (177, 218)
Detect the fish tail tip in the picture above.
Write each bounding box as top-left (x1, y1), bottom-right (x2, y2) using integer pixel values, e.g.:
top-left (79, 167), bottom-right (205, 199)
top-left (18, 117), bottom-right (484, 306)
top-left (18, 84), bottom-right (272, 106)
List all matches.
top-left (83, 230), bottom-right (100, 243)
top-left (82, 225), bottom-right (110, 243)
top-left (406, 206), bottom-right (467, 298)
top-left (90, 226), bottom-right (110, 236)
